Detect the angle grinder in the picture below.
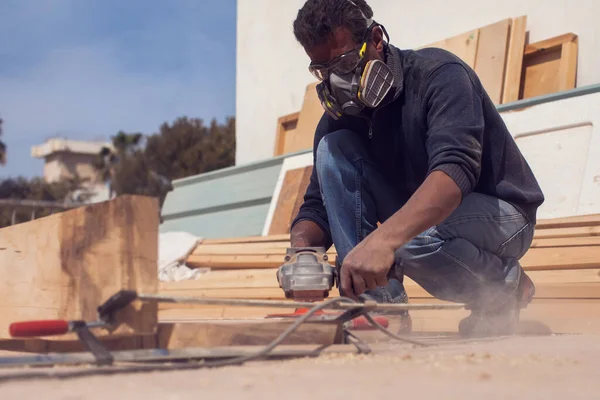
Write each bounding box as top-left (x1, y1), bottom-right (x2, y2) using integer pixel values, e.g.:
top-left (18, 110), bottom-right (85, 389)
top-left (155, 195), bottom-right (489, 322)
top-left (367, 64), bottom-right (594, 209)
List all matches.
top-left (273, 247), bottom-right (395, 330)
top-left (276, 247), bottom-right (336, 302)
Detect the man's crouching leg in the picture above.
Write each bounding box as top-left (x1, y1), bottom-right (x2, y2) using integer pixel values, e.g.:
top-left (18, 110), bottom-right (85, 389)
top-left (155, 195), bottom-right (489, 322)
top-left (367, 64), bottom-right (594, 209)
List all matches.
top-left (315, 129), bottom-right (409, 311)
top-left (392, 193), bottom-right (537, 337)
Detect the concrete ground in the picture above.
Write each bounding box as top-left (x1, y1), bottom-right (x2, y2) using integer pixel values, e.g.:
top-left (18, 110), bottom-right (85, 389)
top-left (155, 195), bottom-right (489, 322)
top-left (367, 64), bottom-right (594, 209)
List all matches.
top-left (0, 333), bottom-right (598, 399)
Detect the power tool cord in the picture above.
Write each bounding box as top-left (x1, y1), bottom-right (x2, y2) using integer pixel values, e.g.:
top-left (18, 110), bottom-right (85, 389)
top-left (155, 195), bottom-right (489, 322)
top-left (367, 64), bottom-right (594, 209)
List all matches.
top-left (0, 297), bottom-right (430, 383)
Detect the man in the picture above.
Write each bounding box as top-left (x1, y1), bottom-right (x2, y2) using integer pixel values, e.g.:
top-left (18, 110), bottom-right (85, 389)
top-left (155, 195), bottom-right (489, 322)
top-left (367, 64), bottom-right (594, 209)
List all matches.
top-left (289, 0), bottom-right (545, 336)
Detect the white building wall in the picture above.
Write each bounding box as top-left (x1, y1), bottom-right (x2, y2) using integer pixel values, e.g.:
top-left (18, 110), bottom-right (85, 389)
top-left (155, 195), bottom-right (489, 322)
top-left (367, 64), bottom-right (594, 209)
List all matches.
top-left (235, 0), bottom-right (600, 165)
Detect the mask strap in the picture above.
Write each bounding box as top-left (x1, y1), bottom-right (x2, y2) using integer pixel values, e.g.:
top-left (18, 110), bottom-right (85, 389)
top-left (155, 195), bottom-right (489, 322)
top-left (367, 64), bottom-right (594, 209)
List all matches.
top-left (344, 0), bottom-right (373, 26)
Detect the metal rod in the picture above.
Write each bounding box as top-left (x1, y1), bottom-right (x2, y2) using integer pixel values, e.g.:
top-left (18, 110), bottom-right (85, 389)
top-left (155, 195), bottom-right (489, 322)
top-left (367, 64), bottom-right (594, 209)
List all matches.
top-left (137, 293), bottom-right (465, 311)
top-left (0, 344), bottom-right (351, 370)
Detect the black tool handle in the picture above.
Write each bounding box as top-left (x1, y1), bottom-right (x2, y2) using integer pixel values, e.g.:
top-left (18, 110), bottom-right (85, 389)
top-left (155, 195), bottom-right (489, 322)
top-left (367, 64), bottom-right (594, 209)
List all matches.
top-left (97, 290), bottom-right (138, 319)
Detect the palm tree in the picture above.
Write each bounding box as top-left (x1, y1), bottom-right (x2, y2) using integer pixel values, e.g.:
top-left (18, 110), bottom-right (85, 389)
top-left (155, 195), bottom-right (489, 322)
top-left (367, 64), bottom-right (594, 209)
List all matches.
top-left (93, 131), bottom-right (146, 198)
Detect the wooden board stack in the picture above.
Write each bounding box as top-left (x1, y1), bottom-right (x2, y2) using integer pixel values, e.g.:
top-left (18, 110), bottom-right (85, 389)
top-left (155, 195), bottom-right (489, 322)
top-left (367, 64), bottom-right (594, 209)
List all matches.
top-left (162, 213), bottom-right (600, 334)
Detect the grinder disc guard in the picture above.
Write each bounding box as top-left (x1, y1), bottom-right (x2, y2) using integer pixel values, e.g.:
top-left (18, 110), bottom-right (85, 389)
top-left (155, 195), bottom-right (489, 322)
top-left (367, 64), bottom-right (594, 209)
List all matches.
top-left (276, 247), bottom-right (336, 302)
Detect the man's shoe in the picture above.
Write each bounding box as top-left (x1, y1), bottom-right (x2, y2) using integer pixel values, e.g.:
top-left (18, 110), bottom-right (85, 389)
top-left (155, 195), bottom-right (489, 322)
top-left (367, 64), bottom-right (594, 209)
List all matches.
top-left (358, 278), bottom-right (412, 333)
top-left (358, 277), bottom-right (409, 303)
top-left (458, 269), bottom-right (536, 337)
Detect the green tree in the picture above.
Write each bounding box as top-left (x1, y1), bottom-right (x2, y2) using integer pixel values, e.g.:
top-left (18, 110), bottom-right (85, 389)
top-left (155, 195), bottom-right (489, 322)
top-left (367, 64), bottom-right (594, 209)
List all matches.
top-left (97, 116), bottom-right (235, 197)
top-left (0, 174), bottom-right (89, 227)
top-left (94, 130), bottom-right (149, 197)
top-left (144, 116), bottom-right (235, 180)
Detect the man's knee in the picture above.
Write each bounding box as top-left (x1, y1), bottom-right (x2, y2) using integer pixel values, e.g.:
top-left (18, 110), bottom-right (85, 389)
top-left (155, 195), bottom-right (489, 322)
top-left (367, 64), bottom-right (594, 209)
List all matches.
top-left (315, 129), bottom-right (365, 173)
top-left (395, 230), bottom-right (443, 267)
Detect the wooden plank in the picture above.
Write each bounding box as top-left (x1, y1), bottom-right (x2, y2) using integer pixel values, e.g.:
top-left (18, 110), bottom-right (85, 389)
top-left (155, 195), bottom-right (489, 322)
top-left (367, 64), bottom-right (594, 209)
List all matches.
top-left (194, 242), bottom-right (293, 253)
top-left (558, 39), bottom-right (578, 91)
top-left (520, 246), bottom-right (600, 270)
top-left (268, 166), bottom-right (313, 235)
top-left (196, 213), bottom-right (600, 246)
top-left (290, 167), bottom-right (312, 227)
top-left (524, 33), bottom-right (578, 56)
top-left (157, 320), bottom-right (342, 349)
top-left (474, 18), bottom-right (511, 104)
top-left (158, 267), bottom-right (600, 309)
top-left (158, 304), bottom-right (295, 320)
top-left (193, 211), bottom-right (600, 245)
top-left (530, 236), bottom-right (600, 247)
top-left (186, 245), bottom-right (600, 271)
top-left (0, 195), bottom-right (159, 341)
top-left (501, 16), bottom-right (527, 103)
top-left (192, 243), bottom-right (336, 255)
top-left (192, 235), bottom-right (598, 256)
top-left (521, 33), bottom-right (578, 99)
top-left (527, 268), bottom-right (600, 284)
top-left (535, 213), bottom-right (600, 229)
top-left (284, 82), bottom-right (323, 154)
top-left (533, 226), bottom-right (600, 238)
top-left (273, 112), bottom-right (300, 156)
top-left (202, 234), bottom-right (291, 245)
top-left (158, 281), bottom-right (600, 301)
top-left (421, 29), bottom-right (480, 67)
top-left (161, 268), bottom-right (600, 290)
top-left (0, 335), bottom-right (155, 354)
top-left (159, 286), bottom-right (294, 300)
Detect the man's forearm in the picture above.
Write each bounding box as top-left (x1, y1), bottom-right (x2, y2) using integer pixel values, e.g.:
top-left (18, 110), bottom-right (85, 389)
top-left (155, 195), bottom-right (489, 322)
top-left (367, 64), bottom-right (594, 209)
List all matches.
top-left (290, 220), bottom-right (328, 248)
top-left (375, 170), bottom-right (463, 251)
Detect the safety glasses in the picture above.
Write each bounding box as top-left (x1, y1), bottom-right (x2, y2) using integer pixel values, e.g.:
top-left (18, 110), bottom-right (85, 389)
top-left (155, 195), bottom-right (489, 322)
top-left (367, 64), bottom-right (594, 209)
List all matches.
top-left (308, 23), bottom-right (376, 81)
top-left (308, 42), bottom-right (367, 81)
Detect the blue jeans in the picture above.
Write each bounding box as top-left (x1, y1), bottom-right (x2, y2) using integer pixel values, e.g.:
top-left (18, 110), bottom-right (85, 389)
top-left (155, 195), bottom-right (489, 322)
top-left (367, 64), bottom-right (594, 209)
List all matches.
top-left (315, 129), bottom-right (535, 307)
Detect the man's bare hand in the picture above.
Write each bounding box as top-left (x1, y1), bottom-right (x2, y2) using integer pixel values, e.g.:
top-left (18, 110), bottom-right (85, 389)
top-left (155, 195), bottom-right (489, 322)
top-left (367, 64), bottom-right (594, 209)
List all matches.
top-left (340, 234), bottom-right (395, 299)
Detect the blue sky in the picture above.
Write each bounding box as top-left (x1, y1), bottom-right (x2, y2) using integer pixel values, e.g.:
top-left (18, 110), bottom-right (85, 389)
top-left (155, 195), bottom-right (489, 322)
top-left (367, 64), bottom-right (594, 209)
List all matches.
top-left (0, 0), bottom-right (236, 179)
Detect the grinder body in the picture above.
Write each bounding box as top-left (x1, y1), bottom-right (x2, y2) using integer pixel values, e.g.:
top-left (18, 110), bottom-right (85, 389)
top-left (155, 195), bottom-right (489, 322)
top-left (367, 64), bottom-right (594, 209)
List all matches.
top-left (276, 247), bottom-right (336, 302)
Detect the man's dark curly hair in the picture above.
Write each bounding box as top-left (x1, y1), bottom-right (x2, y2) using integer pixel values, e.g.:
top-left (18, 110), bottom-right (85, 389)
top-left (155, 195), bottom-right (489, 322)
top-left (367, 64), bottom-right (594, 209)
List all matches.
top-left (293, 0), bottom-right (374, 49)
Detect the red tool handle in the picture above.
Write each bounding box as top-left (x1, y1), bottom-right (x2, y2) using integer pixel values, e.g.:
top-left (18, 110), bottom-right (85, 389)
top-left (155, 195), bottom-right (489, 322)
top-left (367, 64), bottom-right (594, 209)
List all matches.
top-left (349, 315), bottom-right (390, 330)
top-left (9, 320), bottom-right (70, 338)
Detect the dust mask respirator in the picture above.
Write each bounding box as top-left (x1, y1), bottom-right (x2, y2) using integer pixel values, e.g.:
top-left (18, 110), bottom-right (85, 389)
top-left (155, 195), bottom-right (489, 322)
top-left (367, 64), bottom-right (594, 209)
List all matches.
top-left (311, 21), bottom-right (394, 119)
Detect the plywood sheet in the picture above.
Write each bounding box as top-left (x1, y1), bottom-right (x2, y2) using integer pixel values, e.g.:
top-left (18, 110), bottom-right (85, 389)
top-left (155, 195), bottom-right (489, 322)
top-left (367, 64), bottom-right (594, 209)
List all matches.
top-left (421, 29), bottom-right (480, 67)
top-left (286, 82), bottom-right (323, 154)
top-left (474, 18), bottom-right (511, 104)
top-left (0, 195), bottom-right (159, 340)
top-left (501, 91), bottom-right (600, 217)
top-left (515, 124), bottom-right (593, 218)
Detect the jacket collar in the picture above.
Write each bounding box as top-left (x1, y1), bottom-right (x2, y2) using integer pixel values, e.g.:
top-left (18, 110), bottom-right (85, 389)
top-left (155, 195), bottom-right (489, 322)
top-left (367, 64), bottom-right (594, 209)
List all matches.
top-left (383, 43), bottom-right (405, 101)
